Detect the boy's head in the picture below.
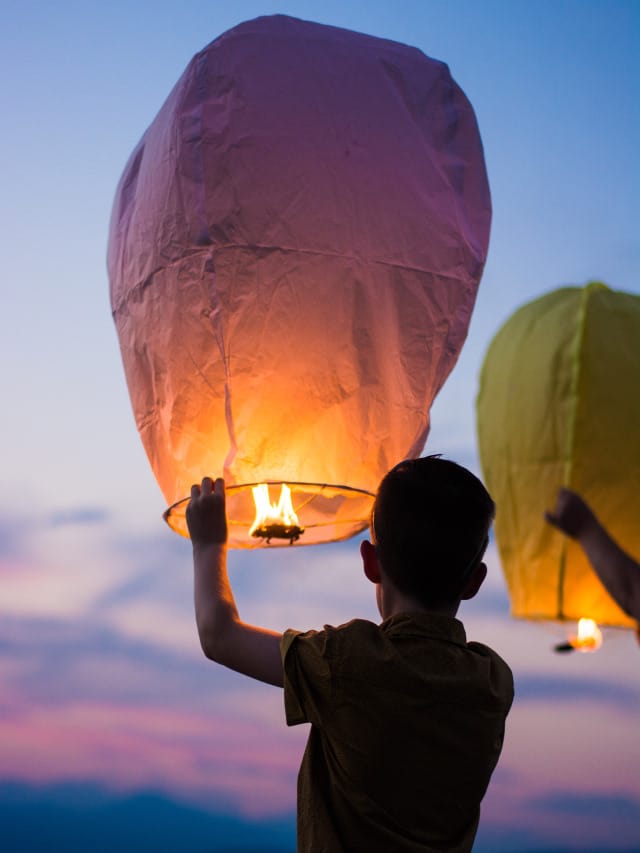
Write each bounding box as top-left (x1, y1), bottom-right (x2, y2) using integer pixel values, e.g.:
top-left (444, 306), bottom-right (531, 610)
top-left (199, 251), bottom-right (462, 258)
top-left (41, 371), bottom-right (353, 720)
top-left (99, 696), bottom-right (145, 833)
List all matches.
top-left (368, 455), bottom-right (495, 610)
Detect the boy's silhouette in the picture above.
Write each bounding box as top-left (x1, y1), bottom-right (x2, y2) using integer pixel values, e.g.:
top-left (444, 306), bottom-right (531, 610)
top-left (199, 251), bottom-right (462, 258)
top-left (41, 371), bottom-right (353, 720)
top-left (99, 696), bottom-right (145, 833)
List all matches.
top-left (187, 455), bottom-right (513, 851)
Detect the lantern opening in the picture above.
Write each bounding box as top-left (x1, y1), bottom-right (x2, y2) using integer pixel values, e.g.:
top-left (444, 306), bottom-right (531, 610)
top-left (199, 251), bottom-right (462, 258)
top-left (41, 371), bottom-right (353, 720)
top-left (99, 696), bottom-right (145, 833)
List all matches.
top-left (554, 617), bottom-right (603, 654)
top-left (163, 481), bottom-right (375, 548)
top-left (249, 483), bottom-right (304, 544)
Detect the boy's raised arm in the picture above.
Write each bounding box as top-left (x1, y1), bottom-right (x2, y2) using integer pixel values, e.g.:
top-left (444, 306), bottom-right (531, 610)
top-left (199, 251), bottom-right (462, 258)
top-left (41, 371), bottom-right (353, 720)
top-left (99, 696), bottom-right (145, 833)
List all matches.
top-left (187, 477), bottom-right (284, 687)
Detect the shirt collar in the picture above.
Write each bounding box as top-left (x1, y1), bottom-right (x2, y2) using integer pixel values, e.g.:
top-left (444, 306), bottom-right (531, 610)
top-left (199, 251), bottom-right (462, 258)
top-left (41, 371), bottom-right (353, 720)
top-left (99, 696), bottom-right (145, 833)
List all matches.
top-left (380, 611), bottom-right (467, 646)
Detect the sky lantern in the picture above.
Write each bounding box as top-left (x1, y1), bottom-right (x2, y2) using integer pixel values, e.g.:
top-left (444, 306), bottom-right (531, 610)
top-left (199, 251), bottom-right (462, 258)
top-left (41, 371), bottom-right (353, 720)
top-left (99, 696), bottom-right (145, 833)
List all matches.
top-left (476, 282), bottom-right (640, 643)
top-left (107, 15), bottom-right (491, 547)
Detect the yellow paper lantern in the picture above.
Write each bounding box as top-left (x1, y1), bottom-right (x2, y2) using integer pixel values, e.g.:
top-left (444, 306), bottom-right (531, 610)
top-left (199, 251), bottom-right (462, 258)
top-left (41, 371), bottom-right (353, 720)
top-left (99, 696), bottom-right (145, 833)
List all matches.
top-left (477, 282), bottom-right (639, 628)
top-left (107, 16), bottom-right (491, 547)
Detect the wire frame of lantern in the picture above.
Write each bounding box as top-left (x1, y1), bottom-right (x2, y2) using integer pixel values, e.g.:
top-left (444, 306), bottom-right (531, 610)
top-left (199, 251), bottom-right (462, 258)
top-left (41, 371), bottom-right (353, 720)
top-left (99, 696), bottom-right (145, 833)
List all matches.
top-left (164, 481), bottom-right (375, 548)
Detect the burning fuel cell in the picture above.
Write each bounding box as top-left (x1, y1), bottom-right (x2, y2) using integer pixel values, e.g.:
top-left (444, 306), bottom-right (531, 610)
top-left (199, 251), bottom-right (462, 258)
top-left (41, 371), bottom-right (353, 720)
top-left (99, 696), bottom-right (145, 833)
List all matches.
top-left (108, 15), bottom-right (492, 547)
top-left (249, 484), bottom-right (303, 544)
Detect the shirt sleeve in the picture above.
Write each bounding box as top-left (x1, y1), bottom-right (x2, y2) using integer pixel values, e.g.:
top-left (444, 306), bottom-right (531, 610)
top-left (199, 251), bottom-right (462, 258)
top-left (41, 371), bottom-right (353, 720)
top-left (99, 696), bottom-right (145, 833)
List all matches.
top-left (467, 641), bottom-right (515, 713)
top-left (280, 627), bottom-right (334, 727)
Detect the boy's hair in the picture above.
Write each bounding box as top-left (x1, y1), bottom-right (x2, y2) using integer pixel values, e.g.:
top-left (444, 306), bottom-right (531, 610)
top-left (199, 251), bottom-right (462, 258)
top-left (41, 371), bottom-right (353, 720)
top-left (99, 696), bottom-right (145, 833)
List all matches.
top-left (371, 455), bottom-right (495, 608)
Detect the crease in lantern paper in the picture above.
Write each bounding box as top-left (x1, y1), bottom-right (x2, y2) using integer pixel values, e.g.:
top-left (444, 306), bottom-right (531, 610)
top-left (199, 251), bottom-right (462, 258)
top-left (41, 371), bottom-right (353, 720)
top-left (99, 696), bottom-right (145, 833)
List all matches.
top-left (205, 266), bottom-right (238, 481)
top-left (111, 243), bottom-right (477, 321)
top-left (557, 286), bottom-right (590, 619)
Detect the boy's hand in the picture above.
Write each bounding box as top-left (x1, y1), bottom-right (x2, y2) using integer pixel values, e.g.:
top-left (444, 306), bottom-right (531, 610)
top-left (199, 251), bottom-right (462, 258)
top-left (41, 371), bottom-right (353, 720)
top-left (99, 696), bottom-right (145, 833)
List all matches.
top-left (545, 488), bottom-right (595, 540)
top-left (186, 477), bottom-right (228, 546)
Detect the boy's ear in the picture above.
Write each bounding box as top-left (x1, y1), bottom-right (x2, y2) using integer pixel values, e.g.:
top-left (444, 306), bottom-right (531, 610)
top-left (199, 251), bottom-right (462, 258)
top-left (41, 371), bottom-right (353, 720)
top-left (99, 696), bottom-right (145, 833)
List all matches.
top-left (460, 561), bottom-right (487, 601)
top-left (360, 539), bottom-right (382, 584)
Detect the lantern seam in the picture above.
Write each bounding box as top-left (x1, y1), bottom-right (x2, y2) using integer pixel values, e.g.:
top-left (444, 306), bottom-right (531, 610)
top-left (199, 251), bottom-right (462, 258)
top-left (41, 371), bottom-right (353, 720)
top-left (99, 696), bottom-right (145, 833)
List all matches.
top-left (557, 285), bottom-right (591, 620)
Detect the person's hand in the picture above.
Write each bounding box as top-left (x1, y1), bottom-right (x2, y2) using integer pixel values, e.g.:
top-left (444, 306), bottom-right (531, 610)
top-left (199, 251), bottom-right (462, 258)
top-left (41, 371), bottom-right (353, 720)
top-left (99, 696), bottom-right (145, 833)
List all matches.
top-left (545, 488), bottom-right (596, 540)
top-left (186, 477), bottom-right (228, 546)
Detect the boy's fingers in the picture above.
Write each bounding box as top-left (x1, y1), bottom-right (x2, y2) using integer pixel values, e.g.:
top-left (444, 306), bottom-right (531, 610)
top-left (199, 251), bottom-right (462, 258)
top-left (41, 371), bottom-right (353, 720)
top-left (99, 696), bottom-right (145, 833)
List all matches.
top-left (189, 476), bottom-right (222, 505)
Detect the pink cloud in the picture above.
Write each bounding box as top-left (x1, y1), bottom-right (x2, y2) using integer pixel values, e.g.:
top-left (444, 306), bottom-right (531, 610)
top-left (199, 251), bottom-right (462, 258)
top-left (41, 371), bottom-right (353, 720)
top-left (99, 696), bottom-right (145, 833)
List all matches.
top-left (0, 698), bottom-right (304, 817)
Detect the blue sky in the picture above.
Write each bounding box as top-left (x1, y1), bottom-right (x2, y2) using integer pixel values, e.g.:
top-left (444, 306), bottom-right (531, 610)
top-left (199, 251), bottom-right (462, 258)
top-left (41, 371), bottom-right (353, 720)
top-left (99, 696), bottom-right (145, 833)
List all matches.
top-left (1, 1), bottom-right (639, 851)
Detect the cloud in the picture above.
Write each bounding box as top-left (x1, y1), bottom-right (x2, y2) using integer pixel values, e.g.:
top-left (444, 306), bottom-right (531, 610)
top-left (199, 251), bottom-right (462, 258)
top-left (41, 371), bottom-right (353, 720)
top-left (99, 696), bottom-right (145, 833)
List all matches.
top-left (0, 610), bottom-right (304, 815)
top-left (0, 781), bottom-right (295, 853)
top-left (0, 611), bottom-right (248, 709)
top-left (0, 515), bottom-right (31, 562)
top-left (0, 505), bottom-right (111, 567)
top-left (514, 673), bottom-right (640, 707)
top-left (48, 507), bottom-right (111, 527)
top-left (1, 499), bottom-right (638, 840)
top-left (477, 773), bottom-right (640, 851)
top-left (5, 781), bottom-right (639, 853)
top-left (0, 692), bottom-right (302, 816)
top-left (92, 525), bottom-right (190, 608)
top-left (473, 823), bottom-right (559, 853)
top-left (525, 791), bottom-right (640, 850)
top-left (0, 503), bottom-right (192, 628)
top-left (533, 790), bottom-right (640, 821)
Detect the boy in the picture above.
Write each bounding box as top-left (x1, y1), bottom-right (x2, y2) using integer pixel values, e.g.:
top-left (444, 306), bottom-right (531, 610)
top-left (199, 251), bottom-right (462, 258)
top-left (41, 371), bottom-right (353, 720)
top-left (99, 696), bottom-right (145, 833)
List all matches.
top-left (187, 456), bottom-right (513, 851)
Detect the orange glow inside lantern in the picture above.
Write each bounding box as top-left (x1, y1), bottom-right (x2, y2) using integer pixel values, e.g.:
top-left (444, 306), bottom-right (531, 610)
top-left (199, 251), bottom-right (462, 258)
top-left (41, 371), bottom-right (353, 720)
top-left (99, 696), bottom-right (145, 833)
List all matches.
top-left (249, 483), bottom-right (303, 544)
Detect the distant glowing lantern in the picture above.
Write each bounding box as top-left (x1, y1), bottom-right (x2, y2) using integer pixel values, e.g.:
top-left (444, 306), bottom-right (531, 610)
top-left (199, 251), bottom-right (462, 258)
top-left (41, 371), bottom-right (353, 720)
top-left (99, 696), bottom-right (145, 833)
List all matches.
top-left (108, 15), bottom-right (491, 547)
top-left (477, 282), bottom-right (640, 638)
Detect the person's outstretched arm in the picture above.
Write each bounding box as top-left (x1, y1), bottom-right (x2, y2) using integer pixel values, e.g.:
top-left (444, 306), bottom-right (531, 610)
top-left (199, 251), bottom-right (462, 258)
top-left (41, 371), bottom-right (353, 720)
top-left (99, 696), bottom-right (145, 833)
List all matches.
top-left (187, 476), bottom-right (284, 686)
top-left (545, 488), bottom-right (640, 622)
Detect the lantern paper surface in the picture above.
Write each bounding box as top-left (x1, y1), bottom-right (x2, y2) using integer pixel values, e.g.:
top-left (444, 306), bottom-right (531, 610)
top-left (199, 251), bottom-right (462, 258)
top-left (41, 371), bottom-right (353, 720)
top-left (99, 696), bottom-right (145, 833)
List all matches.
top-left (477, 283), bottom-right (639, 627)
top-left (107, 15), bottom-right (491, 546)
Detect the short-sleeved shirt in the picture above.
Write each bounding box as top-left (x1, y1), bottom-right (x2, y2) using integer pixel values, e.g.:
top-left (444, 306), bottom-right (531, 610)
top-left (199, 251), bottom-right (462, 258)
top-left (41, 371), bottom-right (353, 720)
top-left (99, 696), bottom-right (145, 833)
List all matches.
top-left (281, 613), bottom-right (513, 852)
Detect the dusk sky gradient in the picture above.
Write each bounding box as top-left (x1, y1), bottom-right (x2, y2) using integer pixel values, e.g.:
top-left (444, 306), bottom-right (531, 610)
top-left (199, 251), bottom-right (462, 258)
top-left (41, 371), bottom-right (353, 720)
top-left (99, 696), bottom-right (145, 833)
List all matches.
top-left (1, 2), bottom-right (639, 851)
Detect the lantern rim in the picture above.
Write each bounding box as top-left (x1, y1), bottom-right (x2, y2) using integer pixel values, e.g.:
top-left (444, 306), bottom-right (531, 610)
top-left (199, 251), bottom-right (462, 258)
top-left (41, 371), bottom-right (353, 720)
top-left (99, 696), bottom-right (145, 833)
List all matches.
top-left (163, 480), bottom-right (376, 548)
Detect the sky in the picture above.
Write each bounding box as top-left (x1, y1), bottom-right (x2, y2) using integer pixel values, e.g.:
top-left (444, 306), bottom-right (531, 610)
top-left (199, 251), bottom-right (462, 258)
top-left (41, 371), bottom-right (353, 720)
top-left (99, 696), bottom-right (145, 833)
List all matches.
top-left (1, 1), bottom-right (639, 851)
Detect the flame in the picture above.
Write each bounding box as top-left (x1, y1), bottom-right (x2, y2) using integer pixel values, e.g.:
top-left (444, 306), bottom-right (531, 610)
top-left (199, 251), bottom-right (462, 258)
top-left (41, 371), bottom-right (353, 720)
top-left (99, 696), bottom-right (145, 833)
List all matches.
top-left (571, 617), bottom-right (603, 652)
top-left (249, 483), bottom-right (303, 543)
